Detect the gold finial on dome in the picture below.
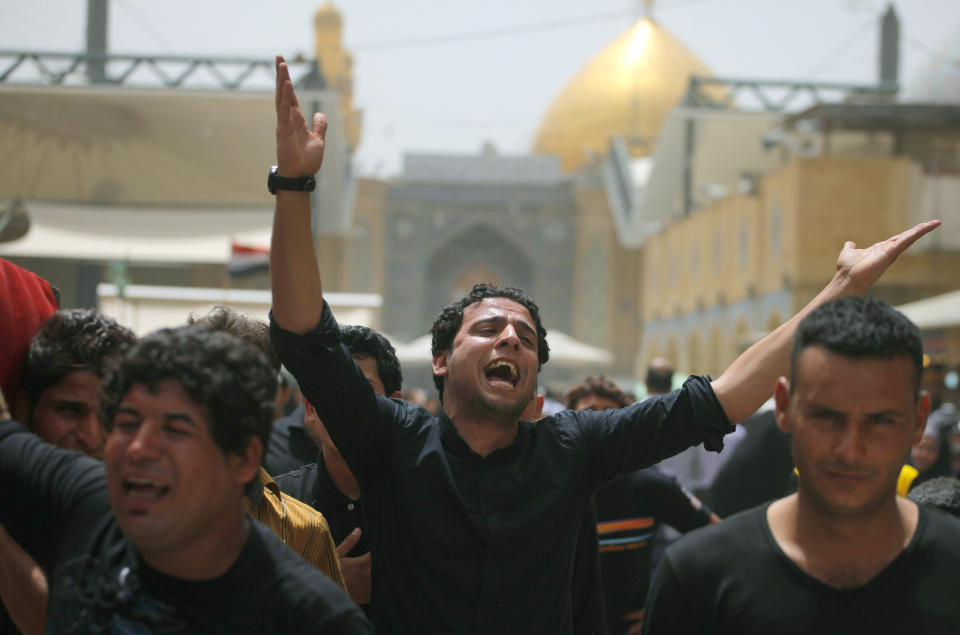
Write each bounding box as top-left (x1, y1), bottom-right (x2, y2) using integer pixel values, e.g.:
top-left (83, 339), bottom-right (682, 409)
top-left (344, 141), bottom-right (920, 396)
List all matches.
top-left (315, 2), bottom-right (342, 27)
top-left (313, 2), bottom-right (362, 151)
top-left (533, 17), bottom-right (712, 172)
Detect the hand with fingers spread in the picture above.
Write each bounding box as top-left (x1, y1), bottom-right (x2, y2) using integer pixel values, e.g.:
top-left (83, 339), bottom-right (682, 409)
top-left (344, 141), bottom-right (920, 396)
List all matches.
top-left (335, 528), bottom-right (372, 605)
top-left (833, 220), bottom-right (941, 296)
top-left (275, 55), bottom-right (327, 178)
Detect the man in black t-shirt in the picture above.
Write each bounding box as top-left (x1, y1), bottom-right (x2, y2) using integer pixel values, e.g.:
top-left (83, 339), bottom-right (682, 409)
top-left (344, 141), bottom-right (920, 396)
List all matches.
top-left (643, 297), bottom-right (960, 634)
top-left (0, 326), bottom-right (370, 633)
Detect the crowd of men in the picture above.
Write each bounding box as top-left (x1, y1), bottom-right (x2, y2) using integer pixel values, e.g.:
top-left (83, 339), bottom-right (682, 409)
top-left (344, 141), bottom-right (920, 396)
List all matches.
top-left (0, 55), bottom-right (958, 633)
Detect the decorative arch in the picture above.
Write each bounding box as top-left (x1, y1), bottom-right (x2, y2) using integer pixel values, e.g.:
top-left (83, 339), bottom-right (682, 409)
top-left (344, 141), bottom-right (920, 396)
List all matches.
top-left (423, 223), bottom-right (534, 326)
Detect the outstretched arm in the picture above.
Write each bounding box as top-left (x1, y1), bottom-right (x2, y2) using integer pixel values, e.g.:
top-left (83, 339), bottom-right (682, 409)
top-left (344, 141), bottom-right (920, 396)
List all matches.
top-left (711, 220), bottom-right (940, 424)
top-left (270, 55), bottom-right (328, 334)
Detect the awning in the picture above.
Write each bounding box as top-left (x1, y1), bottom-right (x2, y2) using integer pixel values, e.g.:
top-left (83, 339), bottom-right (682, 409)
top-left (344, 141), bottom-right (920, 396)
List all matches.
top-left (0, 84), bottom-right (280, 207)
top-left (896, 289), bottom-right (960, 330)
top-left (0, 201), bottom-right (271, 264)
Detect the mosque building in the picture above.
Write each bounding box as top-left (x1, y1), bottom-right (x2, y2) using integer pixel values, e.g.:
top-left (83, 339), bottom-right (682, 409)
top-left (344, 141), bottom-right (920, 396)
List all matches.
top-left (334, 3), bottom-right (960, 393)
top-left (2, 2), bottom-right (959, 397)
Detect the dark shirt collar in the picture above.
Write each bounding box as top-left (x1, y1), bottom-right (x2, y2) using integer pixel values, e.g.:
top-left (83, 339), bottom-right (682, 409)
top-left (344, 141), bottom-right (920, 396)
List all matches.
top-left (436, 411), bottom-right (532, 465)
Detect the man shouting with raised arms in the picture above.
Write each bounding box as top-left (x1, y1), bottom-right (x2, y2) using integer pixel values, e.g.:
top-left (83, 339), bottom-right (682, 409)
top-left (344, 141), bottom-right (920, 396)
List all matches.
top-left (268, 55), bottom-right (940, 634)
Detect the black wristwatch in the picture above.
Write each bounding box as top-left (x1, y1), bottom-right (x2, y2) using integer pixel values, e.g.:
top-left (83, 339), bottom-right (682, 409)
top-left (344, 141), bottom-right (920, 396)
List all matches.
top-left (267, 165), bottom-right (316, 194)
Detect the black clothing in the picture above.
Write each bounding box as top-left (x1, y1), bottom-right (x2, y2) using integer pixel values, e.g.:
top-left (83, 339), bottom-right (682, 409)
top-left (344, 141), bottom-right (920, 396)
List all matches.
top-left (274, 454), bottom-right (369, 557)
top-left (708, 410), bottom-right (794, 517)
top-left (643, 503), bottom-right (960, 634)
top-left (0, 419), bottom-right (371, 634)
top-left (264, 404), bottom-right (319, 476)
top-left (570, 503), bottom-right (607, 635)
top-left (593, 468), bottom-right (713, 633)
top-left (271, 302), bottom-right (732, 634)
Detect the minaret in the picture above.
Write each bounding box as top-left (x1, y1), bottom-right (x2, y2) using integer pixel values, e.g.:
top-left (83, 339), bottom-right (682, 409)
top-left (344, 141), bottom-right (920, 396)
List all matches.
top-left (314, 3), bottom-right (362, 151)
top-left (878, 4), bottom-right (900, 91)
top-left (86, 0), bottom-right (108, 83)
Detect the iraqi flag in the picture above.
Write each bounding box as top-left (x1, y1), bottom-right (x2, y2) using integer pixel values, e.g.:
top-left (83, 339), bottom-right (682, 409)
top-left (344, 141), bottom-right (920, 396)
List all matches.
top-left (228, 242), bottom-right (269, 277)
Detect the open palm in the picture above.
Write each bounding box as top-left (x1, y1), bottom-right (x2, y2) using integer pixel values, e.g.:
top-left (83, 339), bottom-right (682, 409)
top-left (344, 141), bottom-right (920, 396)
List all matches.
top-left (835, 220), bottom-right (940, 295)
top-left (275, 55), bottom-right (326, 178)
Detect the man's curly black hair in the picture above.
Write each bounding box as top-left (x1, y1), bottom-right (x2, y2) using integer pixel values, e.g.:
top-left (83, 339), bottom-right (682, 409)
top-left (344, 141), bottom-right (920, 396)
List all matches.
top-left (429, 282), bottom-right (550, 399)
top-left (341, 325), bottom-right (403, 395)
top-left (21, 308), bottom-right (138, 409)
top-left (564, 375), bottom-right (634, 410)
top-left (105, 325), bottom-right (276, 459)
top-left (188, 305), bottom-right (281, 373)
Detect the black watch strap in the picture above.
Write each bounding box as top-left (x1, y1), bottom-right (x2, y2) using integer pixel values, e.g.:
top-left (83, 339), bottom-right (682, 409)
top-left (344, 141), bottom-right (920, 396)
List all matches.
top-left (268, 165), bottom-right (316, 194)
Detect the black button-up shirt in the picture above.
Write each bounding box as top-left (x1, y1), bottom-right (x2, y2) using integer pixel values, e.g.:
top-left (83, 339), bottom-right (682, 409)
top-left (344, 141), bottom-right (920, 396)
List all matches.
top-left (271, 303), bottom-right (731, 634)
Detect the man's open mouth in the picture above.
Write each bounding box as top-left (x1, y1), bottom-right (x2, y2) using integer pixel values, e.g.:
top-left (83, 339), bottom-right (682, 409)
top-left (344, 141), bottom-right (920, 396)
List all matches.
top-left (484, 359), bottom-right (519, 388)
top-left (123, 476), bottom-right (170, 500)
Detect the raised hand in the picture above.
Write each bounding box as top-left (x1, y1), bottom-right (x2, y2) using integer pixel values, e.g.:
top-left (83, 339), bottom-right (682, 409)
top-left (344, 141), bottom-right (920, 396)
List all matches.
top-left (835, 220), bottom-right (940, 295)
top-left (275, 55), bottom-right (327, 178)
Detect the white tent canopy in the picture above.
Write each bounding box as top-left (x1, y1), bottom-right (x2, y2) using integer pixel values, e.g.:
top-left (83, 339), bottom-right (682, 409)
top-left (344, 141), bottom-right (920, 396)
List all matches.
top-left (896, 289), bottom-right (960, 330)
top-left (0, 201), bottom-right (271, 264)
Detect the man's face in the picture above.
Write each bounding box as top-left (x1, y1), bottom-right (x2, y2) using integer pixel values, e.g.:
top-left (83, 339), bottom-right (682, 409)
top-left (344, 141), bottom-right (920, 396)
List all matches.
top-left (28, 369), bottom-right (106, 459)
top-left (775, 346), bottom-right (929, 518)
top-left (433, 297), bottom-right (540, 423)
top-left (105, 380), bottom-right (257, 555)
top-left (354, 354), bottom-right (387, 396)
top-left (574, 394), bottom-right (622, 412)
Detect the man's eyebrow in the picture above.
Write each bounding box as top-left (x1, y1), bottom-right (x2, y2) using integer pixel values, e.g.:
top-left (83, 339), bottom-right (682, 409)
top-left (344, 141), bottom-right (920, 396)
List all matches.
top-left (52, 399), bottom-right (92, 409)
top-left (474, 315), bottom-right (537, 337)
top-left (163, 413), bottom-right (201, 429)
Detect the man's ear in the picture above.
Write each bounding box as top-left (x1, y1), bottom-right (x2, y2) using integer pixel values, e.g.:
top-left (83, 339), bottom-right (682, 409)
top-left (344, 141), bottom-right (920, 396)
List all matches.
top-left (912, 391), bottom-right (933, 446)
top-left (432, 350), bottom-right (449, 378)
top-left (773, 377), bottom-right (792, 434)
top-left (388, 390), bottom-right (402, 399)
top-left (232, 436), bottom-right (263, 487)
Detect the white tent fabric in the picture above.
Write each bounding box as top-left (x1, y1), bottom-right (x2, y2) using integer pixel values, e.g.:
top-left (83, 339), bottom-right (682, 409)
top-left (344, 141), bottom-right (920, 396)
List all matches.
top-left (0, 201), bottom-right (271, 264)
top-left (896, 289), bottom-right (960, 330)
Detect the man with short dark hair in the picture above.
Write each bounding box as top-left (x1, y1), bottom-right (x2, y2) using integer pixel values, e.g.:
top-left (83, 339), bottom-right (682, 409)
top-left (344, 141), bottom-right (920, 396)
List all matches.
top-left (2, 308), bottom-right (136, 634)
top-left (275, 324), bottom-right (404, 607)
top-left (0, 326), bottom-right (371, 633)
top-left (565, 375), bottom-right (718, 635)
top-left (644, 358), bottom-right (674, 396)
top-left (16, 308), bottom-right (138, 459)
top-left (269, 53), bottom-right (939, 634)
top-left (908, 476), bottom-right (960, 519)
top-left (643, 297), bottom-right (960, 633)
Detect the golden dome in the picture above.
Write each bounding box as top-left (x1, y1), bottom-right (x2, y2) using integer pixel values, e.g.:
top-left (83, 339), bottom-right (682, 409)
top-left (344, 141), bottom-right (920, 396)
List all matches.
top-left (533, 19), bottom-right (713, 172)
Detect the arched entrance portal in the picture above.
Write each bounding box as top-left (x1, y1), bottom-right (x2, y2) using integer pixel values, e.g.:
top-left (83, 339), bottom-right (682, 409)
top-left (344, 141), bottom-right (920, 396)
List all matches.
top-left (424, 224), bottom-right (533, 326)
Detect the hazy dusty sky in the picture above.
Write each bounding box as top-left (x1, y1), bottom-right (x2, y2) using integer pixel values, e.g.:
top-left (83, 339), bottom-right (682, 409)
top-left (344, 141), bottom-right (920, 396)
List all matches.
top-left (2, 0), bottom-right (957, 176)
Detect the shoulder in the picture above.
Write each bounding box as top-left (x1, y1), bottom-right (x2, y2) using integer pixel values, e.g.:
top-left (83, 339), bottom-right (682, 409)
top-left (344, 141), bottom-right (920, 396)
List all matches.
top-left (664, 505), bottom-right (769, 573)
top-left (274, 462), bottom-right (322, 501)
